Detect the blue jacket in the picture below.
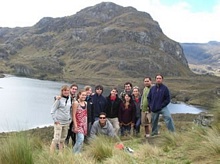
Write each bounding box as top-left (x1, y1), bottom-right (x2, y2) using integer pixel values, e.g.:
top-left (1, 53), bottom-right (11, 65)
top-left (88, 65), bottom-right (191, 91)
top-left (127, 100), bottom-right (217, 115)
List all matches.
top-left (147, 84), bottom-right (170, 112)
top-left (92, 93), bottom-right (107, 118)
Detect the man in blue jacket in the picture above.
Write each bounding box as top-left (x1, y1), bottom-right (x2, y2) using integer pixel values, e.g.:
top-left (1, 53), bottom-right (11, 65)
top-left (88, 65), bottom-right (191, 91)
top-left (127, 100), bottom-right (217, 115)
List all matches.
top-left (147, 74), bottom-right (175, 136)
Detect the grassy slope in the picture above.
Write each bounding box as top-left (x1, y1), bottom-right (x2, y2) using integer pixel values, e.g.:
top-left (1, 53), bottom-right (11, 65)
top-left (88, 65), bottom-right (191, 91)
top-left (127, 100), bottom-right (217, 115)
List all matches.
top-left (1, 112), bottom-right (220, 163)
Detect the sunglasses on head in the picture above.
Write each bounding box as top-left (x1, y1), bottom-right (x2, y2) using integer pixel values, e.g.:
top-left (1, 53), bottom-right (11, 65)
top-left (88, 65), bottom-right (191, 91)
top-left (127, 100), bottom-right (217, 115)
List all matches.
top-left (99, 117), bottom-right (106, 119)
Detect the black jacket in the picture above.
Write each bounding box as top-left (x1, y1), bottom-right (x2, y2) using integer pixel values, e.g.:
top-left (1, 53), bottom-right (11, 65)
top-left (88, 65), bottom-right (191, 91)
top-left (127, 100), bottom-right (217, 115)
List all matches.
top-left (105, 94), bottom-right (122, 118)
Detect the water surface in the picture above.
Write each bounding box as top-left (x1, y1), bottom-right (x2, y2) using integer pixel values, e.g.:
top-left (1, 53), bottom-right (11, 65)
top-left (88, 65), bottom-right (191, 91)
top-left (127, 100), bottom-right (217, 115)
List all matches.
top-left (0, 75), bottom-right (204, 132)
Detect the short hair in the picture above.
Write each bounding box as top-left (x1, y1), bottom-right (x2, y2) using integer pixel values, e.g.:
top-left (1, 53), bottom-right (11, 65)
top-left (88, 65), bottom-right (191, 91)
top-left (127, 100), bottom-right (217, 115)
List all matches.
top-left (111, 87), bottom-right (118, 93)
top-left (155, 74), bottom-right (164, 79)
top-left (95, 85), bottom-right (104, 91)
top-left (99, 112), bottom-right (106, 117)
top-left (143, 77), bottom-right (152, 81)
top-left (84, 85), bottom-right (92, 91)
top-left (124, 82), bottom-right (132, 88)
top-left (70, 83), bottom-right (78, 89)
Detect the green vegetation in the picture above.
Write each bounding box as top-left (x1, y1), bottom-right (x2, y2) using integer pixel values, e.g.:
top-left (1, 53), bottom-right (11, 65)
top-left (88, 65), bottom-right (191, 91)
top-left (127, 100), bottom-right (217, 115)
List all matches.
top-left (1, 111), bottom-right (220, 163)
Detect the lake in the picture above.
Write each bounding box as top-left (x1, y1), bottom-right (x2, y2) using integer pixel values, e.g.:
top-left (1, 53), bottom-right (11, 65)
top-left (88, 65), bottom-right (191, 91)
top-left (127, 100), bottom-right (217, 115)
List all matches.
top-left (0, 75), bottom-right (205, 132)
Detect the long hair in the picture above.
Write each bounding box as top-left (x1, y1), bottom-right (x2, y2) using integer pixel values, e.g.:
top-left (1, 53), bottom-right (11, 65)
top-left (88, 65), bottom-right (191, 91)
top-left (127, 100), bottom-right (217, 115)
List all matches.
top-left (123, 93), bottom-right (133, 108)
top-left (76, 89), bottom-right (86, 100)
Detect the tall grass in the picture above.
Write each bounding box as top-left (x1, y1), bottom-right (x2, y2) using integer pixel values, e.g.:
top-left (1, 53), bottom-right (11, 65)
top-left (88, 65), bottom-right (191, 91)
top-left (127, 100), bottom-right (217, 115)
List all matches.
top-left (0, 132), bottom-right (43, 164)
top-left (85, 135), bottom-right (114, 162)
top-left (1, 114), bottom-right (220, 163)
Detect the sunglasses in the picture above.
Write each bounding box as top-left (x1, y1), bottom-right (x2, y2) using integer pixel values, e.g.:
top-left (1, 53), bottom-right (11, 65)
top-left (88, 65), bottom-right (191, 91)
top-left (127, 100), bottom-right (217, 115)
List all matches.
top-left (99, 117), bottom-right (106, 119)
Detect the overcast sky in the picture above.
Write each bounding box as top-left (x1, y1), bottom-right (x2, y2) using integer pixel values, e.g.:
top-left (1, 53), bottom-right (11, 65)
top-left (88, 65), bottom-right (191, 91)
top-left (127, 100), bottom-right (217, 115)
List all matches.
top-left (0, 0), bottom-right (219, 43)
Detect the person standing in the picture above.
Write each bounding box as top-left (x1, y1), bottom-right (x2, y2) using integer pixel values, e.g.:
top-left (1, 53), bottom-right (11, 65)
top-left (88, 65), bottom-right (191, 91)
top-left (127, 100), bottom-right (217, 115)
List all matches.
top-left (147, 74), bottom-right (175, 136)
top-left (119, 82), bottom-right (133, 101)
top-left (92, 85), bottom-right (107, 121)
top-left (72, 90), bottom-right (87, 154)
top-left (140, 77), bottom-right (152, 138)
top-left (50, 85), bottom-right (72, 153)
top-left (84, 85), bottom-right (94, 137)
top-left (105, 87), bottom-right (122, 136)
top-left (132, 86), bottom-right (141, 136)
top-left (118, 93), bottom-right (136, 136)
top-left (65, 84), bottom-right (78, 146)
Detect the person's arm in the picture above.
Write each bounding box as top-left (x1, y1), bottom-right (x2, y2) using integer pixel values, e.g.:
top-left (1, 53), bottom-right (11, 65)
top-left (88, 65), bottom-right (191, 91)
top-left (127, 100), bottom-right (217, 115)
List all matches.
top-left (118, 103), bottom-right (122, 126)
top-left (131, 103), bottom-right (136, 126)
top-left (72, 101), bottom-right (78, 132)
top-left (51, 100), bottom-right (60, 124)
top-left (161, 86), bottom-right (170, 108)
top-left (147, 88), bottom-right (152, 112)
top-left (90, 121), bottom-right (97, 138)
top-left (107, 122), bottom-right (115, 137)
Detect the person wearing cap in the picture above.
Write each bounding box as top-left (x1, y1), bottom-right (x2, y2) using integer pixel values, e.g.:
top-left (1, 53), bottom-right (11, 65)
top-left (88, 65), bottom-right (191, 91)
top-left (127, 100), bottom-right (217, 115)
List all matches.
top-left (90, 112), bottom-right (115, 138)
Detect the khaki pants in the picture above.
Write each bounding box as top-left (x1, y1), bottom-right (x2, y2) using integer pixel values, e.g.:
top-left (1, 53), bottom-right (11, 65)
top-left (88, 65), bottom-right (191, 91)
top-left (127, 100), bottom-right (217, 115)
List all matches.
top-left (52, 123), bottom-right (69, 143)
top-left (108, 117), bottom-right (120, 135)
top-left (141, 111), bottom-right (151, 126)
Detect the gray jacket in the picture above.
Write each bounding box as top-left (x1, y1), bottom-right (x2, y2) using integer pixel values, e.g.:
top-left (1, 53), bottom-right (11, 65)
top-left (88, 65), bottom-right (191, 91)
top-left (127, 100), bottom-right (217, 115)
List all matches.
top-left (51, 97), bottom-right (71, 125)
top-left (90, 119), bottom-right (115, 138)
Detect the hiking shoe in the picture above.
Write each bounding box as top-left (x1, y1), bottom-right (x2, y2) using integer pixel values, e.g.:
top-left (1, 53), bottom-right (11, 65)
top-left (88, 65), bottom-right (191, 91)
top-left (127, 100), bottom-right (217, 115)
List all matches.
top-left (145, 134), bottom-right (150, 138)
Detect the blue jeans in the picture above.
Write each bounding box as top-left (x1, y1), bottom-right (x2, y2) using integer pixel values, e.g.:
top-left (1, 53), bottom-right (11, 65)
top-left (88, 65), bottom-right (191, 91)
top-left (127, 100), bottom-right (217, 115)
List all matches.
top-left (73, 133), bottom-right (84, 153)
top-left (151, 106), bottom-right (175, 135)
top-left (121, 125), bottom-right (131, 136)
top-left (134, 117), bottom-right (141, 133)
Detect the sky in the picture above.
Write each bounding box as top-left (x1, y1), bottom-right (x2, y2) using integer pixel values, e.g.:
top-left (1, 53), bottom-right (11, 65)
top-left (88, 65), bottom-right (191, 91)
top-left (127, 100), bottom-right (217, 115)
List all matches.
top-left (0, 0), bottom-right (219, 43)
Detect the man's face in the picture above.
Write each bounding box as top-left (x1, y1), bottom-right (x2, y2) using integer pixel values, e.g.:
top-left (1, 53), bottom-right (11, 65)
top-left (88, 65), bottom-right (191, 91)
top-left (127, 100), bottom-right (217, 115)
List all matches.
top-left (96, 88), bottom-right (102, 95)
top-left (110, 89), bottom-right (117, 96)
top-left (156, 75), bottom-right (163, 84)
top-left (99, 114), bottom-right (106, 124)
top-left (86, 88), bottom-right (92, 96)
top-left (144, 78), bottom-right (152, 87)
top-left (124, 84), bottom-right (131, 92)
top-left (70, 86), bottom-right (78, 96)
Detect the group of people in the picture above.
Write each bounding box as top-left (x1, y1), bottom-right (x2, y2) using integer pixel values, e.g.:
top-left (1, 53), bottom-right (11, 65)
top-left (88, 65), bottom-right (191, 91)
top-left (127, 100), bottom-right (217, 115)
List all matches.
top-left (50, 74), bottom-right (175, 154)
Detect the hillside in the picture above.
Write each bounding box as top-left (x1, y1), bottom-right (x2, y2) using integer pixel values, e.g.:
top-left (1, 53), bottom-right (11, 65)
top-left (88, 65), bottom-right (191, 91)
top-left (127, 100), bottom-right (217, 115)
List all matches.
top-left (0, 2), bottom-right (192, 82)
top-left (181, 41), bottom-right (220, 76)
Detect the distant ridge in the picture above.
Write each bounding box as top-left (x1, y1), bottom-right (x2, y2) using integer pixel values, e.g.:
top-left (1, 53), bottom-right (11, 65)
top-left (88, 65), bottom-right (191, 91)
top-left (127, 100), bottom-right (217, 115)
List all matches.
top-left (181, 41), bottom-right (220, 76)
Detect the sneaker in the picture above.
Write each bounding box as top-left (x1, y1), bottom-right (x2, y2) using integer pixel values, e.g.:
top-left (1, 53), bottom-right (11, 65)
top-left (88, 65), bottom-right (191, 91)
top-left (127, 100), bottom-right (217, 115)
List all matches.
top-left (145, 134), bottom-right (150, 138)
top-left (125, 147), bottom-right (134, 153)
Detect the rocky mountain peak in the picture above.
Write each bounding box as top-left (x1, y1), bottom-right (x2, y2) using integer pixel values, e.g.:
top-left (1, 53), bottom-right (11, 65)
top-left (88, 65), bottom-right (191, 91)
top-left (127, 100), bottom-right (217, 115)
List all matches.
top-left (0, 2), bottom-right (192, 81)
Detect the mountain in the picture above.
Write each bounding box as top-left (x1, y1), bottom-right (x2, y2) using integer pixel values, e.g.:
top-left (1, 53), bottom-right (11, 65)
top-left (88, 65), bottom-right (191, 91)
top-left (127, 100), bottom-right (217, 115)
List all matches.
top-left (181, 41), bottom-right (220, 76)
top-left (0, 2), bottom-right (192, 82)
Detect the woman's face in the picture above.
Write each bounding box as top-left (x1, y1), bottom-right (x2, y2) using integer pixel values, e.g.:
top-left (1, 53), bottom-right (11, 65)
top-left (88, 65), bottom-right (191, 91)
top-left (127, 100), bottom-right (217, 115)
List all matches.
top-left (62, 88), bottom-right (70, 97)
top-left (124, 94), bottom-right (131, 102)
top-left (79, 91), bottom-right (87, 101)
top-left (132, 88), bottom-right (139, 97)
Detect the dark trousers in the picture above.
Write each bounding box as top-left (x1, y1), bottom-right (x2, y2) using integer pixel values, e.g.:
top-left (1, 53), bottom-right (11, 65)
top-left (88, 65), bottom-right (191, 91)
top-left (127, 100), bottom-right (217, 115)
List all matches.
top-left (65, 121), bottom-right (76, 147)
